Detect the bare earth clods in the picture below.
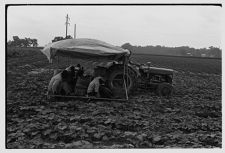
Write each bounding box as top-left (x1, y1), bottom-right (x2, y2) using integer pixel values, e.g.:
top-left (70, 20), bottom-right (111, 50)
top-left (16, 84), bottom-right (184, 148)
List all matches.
top-left (6, 48), bottom-right (221, 148)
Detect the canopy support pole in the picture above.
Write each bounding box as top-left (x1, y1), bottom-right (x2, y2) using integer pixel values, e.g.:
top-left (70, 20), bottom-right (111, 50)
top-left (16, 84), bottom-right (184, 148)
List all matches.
top-left (123, 57), bottom-right (129, 101)
top-left (57, 55), bottom-right (59, 69)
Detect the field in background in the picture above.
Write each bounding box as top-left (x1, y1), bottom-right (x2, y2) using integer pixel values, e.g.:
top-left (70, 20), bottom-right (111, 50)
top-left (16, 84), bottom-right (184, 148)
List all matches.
top-left (7, 47), bottom-right (221, 74)
top-left (6, 47), bottom-right (221, 148)
top-left (131, 54), bottom-right (221, 74)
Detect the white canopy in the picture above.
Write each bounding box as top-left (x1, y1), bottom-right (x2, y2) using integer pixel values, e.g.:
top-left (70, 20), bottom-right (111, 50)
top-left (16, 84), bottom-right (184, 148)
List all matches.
top-left (41, 38), bottom-right (130, 63)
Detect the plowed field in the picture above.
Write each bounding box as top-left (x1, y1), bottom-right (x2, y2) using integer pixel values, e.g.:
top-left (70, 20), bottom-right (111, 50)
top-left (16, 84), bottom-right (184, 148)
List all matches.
top-left (6, 47), bottom-right (221, 148)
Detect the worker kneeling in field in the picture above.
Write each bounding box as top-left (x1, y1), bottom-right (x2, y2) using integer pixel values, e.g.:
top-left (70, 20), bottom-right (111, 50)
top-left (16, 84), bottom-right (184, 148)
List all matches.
top-left (65, 65), bottom-right (76, 93)
top-left (48, 69), bottom-right (73, 95)
top-left (87, 76), bottom-right (113, 98)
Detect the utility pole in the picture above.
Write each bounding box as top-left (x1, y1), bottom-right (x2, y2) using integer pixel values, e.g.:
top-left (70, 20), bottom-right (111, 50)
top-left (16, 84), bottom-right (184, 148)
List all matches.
top-left (65, 14), bottom-right (70, 38)
top-left (74, 24), bottom-right (76, 39)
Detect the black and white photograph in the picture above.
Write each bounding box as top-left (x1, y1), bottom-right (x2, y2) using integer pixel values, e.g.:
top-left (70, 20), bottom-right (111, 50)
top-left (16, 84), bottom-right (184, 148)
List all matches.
top-left (4, 1), bottom-right (222, 150)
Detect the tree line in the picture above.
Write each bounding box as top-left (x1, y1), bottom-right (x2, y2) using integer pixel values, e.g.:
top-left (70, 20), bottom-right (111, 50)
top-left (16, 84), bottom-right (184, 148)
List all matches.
top-left (7, 36), bottom-right (38, 47)
top-left (7, 35), bottom-right (74, 47)
top-left (7, 36), bottom-right (221, 58)
top-left (51, 35), bottom-right (73, 42)
top-left (121, 43), bottom-right (221, 58)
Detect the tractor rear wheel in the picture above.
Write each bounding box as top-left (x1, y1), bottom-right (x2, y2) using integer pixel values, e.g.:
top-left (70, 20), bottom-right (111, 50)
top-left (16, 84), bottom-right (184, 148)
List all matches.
top-left (107, 65), bottom-right (137, 98)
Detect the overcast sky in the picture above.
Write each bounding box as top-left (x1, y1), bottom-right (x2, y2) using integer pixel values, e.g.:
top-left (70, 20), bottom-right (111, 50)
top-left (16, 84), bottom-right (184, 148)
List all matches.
top-left (7, 5), bottom-right (222, 48)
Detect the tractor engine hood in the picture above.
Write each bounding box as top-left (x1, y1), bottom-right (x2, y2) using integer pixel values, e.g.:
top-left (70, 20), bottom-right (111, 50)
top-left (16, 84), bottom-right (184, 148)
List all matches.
top-left (141, 66), bottom-right (174, 75)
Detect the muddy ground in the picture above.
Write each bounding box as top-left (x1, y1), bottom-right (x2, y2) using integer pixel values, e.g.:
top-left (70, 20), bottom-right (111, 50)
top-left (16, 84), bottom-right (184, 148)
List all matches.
top-left (6, 48), bottom-right (221, 148)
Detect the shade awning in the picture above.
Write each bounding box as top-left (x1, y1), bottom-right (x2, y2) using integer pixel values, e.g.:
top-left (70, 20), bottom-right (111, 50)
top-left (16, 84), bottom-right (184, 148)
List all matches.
top-left (41, 38), bottom-right (130, 63)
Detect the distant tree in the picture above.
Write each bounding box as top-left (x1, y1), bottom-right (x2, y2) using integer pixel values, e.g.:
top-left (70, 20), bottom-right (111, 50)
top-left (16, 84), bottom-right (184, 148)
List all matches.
top-left (7, 36), bottom-right (38, 47)
top-left (194, 49), bottom-right (202, 57)
top-left (7, 40), bottom-right (13, 46)
top-left (12, 36), bottom-right (21, 47)
top-left (178, 46), bottom-right (190, 56)
top-left (25, 38), bottom-right (32, 46)
top-left (13, 36), bottom-right (19, 41)
top-left (208, 46), bottom-right (221, 58)
top-left (52, 36), bottom-right (64, 42)
top-left (52, 35), bottom-right (73, 42)
top-left (121, 43), bottom-right (133, 51)
top-left (20, 38), bottom-right (28, 47)
top-left (31, 39), bottom-right (38, 47)
top-left (65, 35), bottom-right (73, 39)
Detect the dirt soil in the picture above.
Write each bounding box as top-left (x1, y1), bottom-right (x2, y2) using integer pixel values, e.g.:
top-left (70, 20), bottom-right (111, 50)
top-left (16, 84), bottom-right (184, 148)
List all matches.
top-left (6, 48), bottom-right (221, 148)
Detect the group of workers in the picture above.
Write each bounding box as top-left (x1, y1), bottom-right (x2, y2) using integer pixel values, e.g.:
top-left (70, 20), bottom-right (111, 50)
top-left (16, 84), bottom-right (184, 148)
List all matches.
top-left (47, 64), bottom-right (113, 98)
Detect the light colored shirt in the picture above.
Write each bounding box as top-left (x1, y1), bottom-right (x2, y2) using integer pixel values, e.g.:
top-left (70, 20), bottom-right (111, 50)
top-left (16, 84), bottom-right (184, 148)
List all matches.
top-left (87, 76), bottom-right (102, 93)
top-left (48, 72), bottom-right (71, 95)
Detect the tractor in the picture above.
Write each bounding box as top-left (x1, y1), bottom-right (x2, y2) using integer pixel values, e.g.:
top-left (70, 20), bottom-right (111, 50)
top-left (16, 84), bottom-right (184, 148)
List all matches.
top-left (92, 60), bottom-right (174, 98)
top-left (42, 38), bottom-right (174, 100)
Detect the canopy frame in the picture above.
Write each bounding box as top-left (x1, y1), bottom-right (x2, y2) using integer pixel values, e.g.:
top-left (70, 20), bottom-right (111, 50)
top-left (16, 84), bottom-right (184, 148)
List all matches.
top-left (47, 94), bottom-right (128, 102)
top-left (47, 55), bottom-right (130, 101)
top-left (43, 39), bottom-right (131, 101)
